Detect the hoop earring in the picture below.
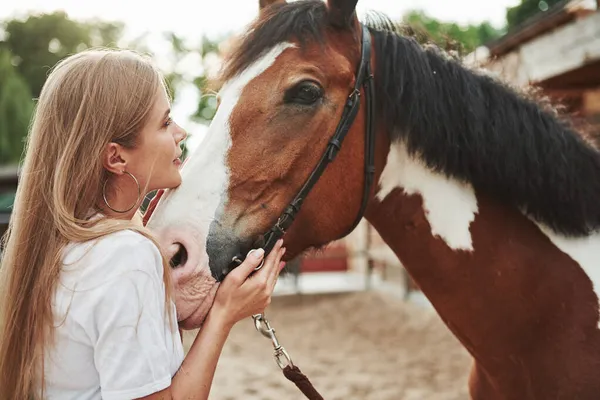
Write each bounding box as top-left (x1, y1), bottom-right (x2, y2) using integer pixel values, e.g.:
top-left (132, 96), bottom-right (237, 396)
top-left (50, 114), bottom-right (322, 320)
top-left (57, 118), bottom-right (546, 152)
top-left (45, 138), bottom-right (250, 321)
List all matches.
top-left (102, 171), bottom-right (141, 214)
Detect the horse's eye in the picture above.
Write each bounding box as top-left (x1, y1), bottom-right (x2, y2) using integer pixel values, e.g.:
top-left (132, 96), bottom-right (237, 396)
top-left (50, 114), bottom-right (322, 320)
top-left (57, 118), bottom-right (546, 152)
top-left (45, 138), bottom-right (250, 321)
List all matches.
top-left (284, 81), bottom-right (323, 105)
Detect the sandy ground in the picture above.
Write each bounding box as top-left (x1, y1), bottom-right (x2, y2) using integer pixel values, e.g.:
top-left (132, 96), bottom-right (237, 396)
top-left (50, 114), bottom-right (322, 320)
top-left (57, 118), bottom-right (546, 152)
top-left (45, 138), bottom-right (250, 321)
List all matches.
top-left (182, 290), bottom-right (472, 400)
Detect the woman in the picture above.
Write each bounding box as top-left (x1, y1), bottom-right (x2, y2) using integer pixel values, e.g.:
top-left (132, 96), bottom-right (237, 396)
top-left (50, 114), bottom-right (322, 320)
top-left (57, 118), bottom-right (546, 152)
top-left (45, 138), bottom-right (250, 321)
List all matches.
top-left (0, 48), bottom-right (286, 399)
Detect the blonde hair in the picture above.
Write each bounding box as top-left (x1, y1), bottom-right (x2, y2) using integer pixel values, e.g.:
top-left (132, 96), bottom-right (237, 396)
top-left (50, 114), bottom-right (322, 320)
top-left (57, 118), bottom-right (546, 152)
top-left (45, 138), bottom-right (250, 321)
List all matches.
top-left (0, 48), bottom-right (174, 399)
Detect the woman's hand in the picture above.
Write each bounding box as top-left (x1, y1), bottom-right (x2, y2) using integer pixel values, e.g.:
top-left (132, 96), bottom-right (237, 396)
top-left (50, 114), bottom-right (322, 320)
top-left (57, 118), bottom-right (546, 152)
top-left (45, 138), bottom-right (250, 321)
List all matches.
top-left (210, 239), bottom-right (286, 329)
top-left (165, 239), bottom-right (286, 400)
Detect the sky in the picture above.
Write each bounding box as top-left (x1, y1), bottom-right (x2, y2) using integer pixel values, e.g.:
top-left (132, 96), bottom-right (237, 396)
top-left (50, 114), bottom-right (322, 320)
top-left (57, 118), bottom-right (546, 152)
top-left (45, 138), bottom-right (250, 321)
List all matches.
top-left (0, 1), bottom-right (521, 39)
top-left (0, 0), bottom-right (521, 151)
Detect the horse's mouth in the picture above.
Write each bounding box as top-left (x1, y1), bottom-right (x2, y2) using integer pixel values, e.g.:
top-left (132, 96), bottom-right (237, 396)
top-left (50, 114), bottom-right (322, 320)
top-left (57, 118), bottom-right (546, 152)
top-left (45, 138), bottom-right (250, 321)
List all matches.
top-left (178, 282), bottom-right (220, 330)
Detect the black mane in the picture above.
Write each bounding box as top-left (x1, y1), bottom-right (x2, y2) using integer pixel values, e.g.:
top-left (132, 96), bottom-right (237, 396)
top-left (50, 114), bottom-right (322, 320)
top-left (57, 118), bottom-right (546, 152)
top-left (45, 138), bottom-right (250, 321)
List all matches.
top-left (221, 0), bottom-right (600, 237)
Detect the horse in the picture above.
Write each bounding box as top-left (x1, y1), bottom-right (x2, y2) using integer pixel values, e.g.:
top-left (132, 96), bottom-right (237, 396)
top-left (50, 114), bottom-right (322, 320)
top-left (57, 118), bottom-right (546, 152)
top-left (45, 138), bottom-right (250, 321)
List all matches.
top-left (145, 0), bottom-right (600, 398)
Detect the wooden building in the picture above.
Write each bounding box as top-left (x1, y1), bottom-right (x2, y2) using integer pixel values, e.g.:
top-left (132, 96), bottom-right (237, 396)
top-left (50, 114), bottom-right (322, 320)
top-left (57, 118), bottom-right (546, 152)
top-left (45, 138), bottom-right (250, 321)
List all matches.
top-left (467, 0), bottom-right (600, 127)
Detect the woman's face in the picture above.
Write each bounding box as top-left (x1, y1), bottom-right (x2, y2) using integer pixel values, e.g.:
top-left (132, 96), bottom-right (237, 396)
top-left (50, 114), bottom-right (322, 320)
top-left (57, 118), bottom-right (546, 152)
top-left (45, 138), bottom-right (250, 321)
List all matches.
top-left (125, 85), bottom-right (187, 193)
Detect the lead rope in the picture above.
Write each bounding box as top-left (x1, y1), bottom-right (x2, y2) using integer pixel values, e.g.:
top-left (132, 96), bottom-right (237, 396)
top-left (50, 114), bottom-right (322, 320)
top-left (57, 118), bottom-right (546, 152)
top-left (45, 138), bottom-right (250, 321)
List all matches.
top-left (251, 313), bottom-right (325, 400)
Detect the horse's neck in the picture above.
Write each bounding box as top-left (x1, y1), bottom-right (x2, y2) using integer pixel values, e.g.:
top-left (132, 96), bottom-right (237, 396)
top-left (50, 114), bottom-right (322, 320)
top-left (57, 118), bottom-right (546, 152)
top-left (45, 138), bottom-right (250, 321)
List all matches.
top-left (365, 140), bottom-right (600, 377)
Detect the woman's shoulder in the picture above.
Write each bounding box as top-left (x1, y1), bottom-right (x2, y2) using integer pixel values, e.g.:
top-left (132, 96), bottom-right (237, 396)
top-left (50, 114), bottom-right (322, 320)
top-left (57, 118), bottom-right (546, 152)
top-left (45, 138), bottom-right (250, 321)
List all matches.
top-left (97, 229), bottom-right (159, 251)
top-left (62, 229), bottom-right (164, 282)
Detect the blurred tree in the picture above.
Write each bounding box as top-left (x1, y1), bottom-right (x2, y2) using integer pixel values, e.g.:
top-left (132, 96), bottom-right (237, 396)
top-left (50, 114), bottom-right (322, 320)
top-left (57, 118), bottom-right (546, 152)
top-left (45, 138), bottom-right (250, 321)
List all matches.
top-left (0, 11), bottom-right (125, 98)
top-left (190, 34), bottom-right (227, 126)
top-left (402, 10), bottom-right (504, 55)
top-left (506, 0), bottom-right (565, 30)
top-left (0, 49), bottom-right (34, 164)
top-left (162, 31), bottom-right (194, 103)
top-left (0, 11), bottom-right (132, 165)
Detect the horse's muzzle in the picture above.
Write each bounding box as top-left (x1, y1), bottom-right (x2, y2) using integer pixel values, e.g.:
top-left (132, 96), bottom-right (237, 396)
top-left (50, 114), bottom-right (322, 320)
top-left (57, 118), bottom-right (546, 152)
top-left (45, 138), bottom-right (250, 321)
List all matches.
top-left (206, 219), bottom-right (264, 282)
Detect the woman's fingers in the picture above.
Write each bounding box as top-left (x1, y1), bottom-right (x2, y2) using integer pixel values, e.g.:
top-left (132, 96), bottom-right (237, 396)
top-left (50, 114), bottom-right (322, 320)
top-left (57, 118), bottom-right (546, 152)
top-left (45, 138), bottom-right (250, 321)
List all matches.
top-left (227, 247), bottom-right (265, 286)
top-left (266, 246), bottom-right (286, 290)
top-left (233, 239), bottom-right (282, 285)
top-left (252, 240), bottom-right (283, 279)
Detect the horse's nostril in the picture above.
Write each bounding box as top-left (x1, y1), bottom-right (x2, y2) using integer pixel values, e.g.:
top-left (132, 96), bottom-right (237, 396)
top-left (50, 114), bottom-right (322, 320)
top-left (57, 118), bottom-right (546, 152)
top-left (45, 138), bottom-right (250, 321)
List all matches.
top-left (170, 243), bottom-right (188, 268)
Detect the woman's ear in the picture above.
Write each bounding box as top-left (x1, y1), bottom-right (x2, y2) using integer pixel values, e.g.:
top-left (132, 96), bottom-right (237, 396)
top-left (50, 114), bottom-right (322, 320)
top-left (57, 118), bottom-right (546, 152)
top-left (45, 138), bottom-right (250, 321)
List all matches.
top-left (102, 142), bottom-right (128, 174)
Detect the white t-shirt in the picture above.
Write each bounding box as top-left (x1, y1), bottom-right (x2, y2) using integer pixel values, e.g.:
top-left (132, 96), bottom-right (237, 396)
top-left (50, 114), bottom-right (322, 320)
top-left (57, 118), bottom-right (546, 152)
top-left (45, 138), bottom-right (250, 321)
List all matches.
top-left (41, 230), bottom-right (184, 400)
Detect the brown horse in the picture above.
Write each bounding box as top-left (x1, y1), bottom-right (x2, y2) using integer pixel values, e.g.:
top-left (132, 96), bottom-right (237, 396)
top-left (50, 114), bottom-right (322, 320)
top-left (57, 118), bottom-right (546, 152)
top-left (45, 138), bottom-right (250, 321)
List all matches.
top-left (145, 0), bottom-right (600, 398)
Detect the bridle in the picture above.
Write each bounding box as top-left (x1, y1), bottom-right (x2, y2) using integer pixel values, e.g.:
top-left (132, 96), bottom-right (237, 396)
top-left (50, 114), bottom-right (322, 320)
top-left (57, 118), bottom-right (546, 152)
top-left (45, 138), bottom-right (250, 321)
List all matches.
top-left (247, 24), bottom-right (377, 400)
top-left (231, 23), bottom-right (376, 270)
top-left (261, 23), bottom-right (375, 260)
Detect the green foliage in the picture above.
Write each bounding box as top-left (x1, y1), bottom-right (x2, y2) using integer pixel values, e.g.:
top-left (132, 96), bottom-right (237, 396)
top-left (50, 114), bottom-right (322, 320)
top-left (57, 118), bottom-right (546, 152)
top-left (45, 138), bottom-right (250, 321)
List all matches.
top-left (192, 74), bottom-right (218, 125)
top-left (506, 0), bottom-right (565, 30)
top-left (0, 11), bottom-right (139, 165)
top-left (0, 50), bottom-right (34, 164)
top-left (162, 32), bottom-right (189, 102)
top-left (160, 32), bottom-right (221, 106)
top-left (403, 10), bottom-right (504, 54)
top-left (1, 11), bottom-right (125, 98)
top-left (190, 35), bottom-right (225, 126)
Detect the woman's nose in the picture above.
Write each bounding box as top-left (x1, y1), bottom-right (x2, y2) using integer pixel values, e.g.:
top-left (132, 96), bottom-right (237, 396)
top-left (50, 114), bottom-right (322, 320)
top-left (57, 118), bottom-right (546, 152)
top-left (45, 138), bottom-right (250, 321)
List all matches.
top-left (175, 123), bottom-right (187, 142)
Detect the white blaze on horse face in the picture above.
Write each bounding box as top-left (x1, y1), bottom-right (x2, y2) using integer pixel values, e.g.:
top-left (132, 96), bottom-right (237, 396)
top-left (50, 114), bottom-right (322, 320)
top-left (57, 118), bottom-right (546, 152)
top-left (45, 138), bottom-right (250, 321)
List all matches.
top-left (376, 141), bottom-right (479, 251)
top-left (146, 42), bottom-right (295, 327)
top-left (532, 222), bottom-right (600, 328)
top-left (151, 42), bottom-right (296, 234)
top-left (152, 41), bottom-right (295, 241)
top-left (182, 41), bottom-right (294, 227)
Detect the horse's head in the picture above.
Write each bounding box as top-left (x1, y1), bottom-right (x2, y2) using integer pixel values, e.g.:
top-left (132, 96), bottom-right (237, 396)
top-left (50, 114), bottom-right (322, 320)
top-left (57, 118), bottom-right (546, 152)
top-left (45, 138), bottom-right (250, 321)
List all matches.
top-left (147, 0), bottom-right (375, 328)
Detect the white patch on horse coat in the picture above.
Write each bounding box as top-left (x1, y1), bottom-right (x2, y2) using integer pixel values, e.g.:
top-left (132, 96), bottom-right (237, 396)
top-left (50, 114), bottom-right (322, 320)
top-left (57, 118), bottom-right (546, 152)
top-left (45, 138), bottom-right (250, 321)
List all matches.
top-left (148, 42), bottom-right (295, 236)
top-left (532, 221), bottom-right (600, 328)
top-left (376, 141), bottom-right (600, 327)
top-left (376, 141), bottom-right (479, 251)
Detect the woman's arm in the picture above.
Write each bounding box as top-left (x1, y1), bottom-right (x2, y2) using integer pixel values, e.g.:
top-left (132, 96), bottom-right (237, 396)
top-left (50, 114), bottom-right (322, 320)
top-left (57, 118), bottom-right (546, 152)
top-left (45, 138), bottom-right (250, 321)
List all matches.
top-left (135, 309), bottom-right (231, 400)
top-left (169, 305), bottom-right (235, 398)
top-left (137, 240), bottom-right (285, 400)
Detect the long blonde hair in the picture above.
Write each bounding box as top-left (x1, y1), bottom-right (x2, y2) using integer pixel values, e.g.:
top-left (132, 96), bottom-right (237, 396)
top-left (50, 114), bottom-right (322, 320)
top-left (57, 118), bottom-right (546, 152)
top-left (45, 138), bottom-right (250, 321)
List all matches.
top-left (0, 48), bottom-right (174, 400)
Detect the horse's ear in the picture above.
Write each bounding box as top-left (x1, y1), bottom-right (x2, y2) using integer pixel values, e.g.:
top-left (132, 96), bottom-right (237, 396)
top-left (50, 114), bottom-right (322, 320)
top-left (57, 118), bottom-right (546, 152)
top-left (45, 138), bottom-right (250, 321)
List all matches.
top-left (326, 0), bottom-right (359, 29)
top-left (259, 0), bottom-right (286, 12)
